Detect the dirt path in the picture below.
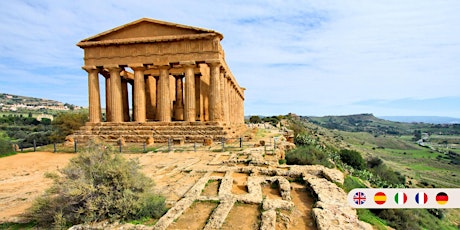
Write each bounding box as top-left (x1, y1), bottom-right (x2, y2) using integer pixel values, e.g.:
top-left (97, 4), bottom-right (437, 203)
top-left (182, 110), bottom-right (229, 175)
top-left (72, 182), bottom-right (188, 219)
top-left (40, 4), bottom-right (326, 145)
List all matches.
top-left (0, 152), bottom-right (74, 222)
top-left (0, 127), bottom-right (336, 229)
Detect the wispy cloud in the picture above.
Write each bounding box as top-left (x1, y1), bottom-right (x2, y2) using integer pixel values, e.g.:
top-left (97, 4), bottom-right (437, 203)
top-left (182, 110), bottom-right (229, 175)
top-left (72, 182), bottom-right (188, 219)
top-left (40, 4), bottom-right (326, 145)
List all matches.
top-left (0, 0), bottom-right (459, 117)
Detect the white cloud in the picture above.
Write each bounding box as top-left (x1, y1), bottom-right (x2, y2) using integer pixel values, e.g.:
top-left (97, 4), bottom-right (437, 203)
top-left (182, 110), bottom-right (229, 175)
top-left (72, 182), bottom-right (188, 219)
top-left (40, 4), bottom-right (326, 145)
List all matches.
top-left (0, 0), bottom-right (459, 116)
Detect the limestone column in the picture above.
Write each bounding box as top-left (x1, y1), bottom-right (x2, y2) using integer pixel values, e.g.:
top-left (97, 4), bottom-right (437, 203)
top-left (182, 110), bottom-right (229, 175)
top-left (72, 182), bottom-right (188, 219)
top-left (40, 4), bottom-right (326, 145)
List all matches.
top-left (240, 89), bottom-right (245, 124)
top-left (146, 75), bottom-right (156, 120)
top-left (195, 74), bottom-right (201, 121)
top-left (105, 76), bottom-right (111, 122)
top-left (131, 65), bottom-right (146, 122)
top-left (83, 66), bottom-right (101, 123)
top-left (157, 65), bottom-right (171, 122)
top-left (174, 75), bottom-right (184, 121)
top-left (182, 62), bottom-right (196, 122)
top-left (208, 62), bottom-right (222, 122)
top-left (231, 87), bottom-right (236, 124)
top-left (121, 79), bottom-right (130, 122)
top-left (221, 72), bottom-right (229, 124)
top-left (108, 66), bottom-right (123, 123)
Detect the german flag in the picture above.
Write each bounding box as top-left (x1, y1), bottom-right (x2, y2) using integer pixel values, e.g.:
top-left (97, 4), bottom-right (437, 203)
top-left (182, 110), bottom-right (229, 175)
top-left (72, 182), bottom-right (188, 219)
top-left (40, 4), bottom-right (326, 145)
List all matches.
top-left (374, 192), bottom-right (386, 205)
top-left (436, 192), bottom-right (448, 205)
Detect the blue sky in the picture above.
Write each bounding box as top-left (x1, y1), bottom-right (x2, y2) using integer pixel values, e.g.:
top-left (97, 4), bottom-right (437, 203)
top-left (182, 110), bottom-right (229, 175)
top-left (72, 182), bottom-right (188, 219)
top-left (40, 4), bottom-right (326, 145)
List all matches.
top-left (1, 0), bottom-right (459, 117)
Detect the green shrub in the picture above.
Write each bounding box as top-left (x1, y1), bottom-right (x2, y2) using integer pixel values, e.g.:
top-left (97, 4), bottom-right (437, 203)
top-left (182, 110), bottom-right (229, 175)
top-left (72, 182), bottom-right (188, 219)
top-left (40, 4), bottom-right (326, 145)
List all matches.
top-left (343, 176), bottom-right (367, 192)
top-left (294, 133), bottom-right (310, 146)
top-left (0, 132), bottom-right (14, 155)
top-left (371, 164), bottom-right (406, 185)
top-left (50, 110), bottom-right (88, 143)
top-left (339, 149), bottom-right (366, 170)
top-left (26, 141), bottom-right (166, 227)
top-left (285, 145), bottom-right (333, 168)
top-left (367, 156), bottom-right (383, 168)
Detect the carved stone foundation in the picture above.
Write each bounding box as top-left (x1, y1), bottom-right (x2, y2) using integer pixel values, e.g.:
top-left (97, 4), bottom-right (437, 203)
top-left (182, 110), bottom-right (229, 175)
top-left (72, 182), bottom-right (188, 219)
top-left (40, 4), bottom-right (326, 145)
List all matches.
top-left (71, 122), bottom-right (246, 143)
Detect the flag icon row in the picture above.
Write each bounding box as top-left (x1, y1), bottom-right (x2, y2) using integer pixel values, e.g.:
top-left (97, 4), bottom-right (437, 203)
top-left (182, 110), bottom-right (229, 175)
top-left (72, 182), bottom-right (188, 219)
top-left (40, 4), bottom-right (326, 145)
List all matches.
top-left (348, 188), bottom-right (460, 209)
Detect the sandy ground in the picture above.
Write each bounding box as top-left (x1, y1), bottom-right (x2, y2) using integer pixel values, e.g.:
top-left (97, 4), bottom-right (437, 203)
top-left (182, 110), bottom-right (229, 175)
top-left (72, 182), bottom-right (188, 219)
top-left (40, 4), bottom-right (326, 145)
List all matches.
top-left (0, 127), bottom-right (317, 229)
top-left (0, 150), bottom-right (217, 223)
top-left (0, 152), bottom-right (75, 222)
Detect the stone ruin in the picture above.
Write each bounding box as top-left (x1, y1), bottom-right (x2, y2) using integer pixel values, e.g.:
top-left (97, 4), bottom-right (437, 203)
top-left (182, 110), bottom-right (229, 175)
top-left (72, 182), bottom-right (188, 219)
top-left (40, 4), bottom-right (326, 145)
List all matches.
top-left (71, 18), bottom-right (246, 144)
top-left (70, 139), bottom-right (372, 230)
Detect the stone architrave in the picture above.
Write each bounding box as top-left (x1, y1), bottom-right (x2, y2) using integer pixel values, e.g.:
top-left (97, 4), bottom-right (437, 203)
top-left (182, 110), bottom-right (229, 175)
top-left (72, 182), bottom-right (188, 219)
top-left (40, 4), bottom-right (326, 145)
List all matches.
top-left (131, 65), bottom-right (147, 122)
top-left (157, 65), bottom-right (171, 122)
top-left (108, 66), bottom-right (123, 123)
top-left (83, 66), bottom-right (101, 123)
top-left (208, 61), bottom-right (222, 122)
top-left (182, 62), bottom-right (196, 122)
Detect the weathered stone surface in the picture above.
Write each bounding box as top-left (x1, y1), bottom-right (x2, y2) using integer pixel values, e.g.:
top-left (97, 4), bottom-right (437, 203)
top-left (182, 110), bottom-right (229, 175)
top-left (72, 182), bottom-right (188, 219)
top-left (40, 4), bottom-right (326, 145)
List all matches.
top-left (146, 136), bottom-right (154, 146)
top-left (74, 18), bottom-right (246, 143)
top-left (64, 136), bottom-right (74, 146)
top-left (260, 209), bottom-right (276, 230)
top-left (203, 138), bottom-right (213, 146)
top-left (67, 130), bottom-right (368, 230)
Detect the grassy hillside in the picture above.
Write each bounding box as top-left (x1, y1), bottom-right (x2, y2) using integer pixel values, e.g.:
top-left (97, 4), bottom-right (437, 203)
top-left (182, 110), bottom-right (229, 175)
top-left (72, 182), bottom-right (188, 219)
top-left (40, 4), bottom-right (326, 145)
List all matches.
top-left (305, 113), bottom-right (460, 136)
top-left (286, 114), bottom-right (460, 229)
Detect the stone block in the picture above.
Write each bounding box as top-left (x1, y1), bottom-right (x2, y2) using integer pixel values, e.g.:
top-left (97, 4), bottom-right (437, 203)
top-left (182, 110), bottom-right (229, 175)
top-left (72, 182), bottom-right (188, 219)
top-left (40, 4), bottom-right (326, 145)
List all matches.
top-left (173, 138), bottom-right (184, 146)
top-left (203, 138), bottom-right (213, 146)
top-left (146, 136), bottom-right (154, 146)
top-left (259, 140), bottom-right (266, 146)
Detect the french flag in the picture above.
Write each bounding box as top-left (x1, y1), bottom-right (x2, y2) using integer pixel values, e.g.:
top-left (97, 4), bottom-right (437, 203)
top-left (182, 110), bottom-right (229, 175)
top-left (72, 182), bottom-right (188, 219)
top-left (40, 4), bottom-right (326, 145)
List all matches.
top-left (415, 192), bottom-right (428, 204)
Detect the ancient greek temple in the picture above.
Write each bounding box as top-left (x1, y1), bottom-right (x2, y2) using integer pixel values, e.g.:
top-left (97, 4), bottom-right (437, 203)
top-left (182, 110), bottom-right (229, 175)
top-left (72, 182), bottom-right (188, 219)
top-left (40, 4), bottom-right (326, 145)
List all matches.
top-left (72, 18), bottom-right (246, 143)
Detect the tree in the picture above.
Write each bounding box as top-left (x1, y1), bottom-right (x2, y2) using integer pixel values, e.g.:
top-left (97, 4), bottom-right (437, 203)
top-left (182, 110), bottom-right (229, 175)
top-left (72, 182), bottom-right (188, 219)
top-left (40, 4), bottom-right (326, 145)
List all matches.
top-left (50, 110), bottom-right (88, 142)
top-left (249, 115), bottom-right (262, 123)
top-left (413, 130), bottom-right (422, 141)
top-left (339, 149), bottom-right (366, 170)
top-left (0, 131), bottom-right (14, 154)
top-left (27, 141), bottom-right (166, 227)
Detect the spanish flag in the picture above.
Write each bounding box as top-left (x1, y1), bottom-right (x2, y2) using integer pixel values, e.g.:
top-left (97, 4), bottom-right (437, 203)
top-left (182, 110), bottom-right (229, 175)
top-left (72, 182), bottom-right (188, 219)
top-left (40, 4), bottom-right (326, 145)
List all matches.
top-left (374, 192), bottom-right (386, 205)
top-left (394, 192), bottom-right (407, 205)
top-left (436, 192), bottom-right (448, 205)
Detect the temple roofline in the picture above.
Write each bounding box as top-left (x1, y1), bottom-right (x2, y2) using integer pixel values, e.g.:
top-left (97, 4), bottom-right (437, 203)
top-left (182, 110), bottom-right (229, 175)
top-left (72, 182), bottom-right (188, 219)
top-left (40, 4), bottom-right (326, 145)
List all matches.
top-left (79, 17), bottom-right (223, 44)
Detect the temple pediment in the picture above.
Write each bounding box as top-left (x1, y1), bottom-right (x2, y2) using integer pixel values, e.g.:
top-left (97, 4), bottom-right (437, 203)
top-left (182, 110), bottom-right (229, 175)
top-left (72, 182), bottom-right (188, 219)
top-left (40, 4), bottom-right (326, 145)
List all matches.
top-left (78, 18), bottom-right (223, 46)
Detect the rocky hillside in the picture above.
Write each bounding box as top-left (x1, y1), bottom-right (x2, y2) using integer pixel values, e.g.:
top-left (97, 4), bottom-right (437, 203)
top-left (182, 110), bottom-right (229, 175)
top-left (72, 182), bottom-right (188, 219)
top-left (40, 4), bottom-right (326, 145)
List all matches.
top-left (0, 93), bottom-right (81, 111)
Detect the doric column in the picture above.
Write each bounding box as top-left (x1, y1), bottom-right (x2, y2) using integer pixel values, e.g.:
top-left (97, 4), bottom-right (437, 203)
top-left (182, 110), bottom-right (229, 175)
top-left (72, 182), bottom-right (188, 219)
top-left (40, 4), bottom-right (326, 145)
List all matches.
top-left (131, 65), bottom-right (146, 122)
top-left (157, 65), bottom-right (171, 122)
top-left (105, 75), bottom-right (111, 121)
top-left (208, 61), bottom-right (222, 121)
top-left (195, 74), bottom-right (201, 121)
top-left (145, 75), bottom-right (156, 120)
top-left (240, 88), bottom-right (245, 124)
top-left (174, 75), bottom-right (184, 121)
top-left (221, 71), bottom-right (229, 124)
top-left (108, 66), bottom-right (123, 122)
top-left (182, 62), bottom-right (196, 122)
top-left (231, 86), bottom-right (236, 124)
top-left (121, 79), bottom-right (130, 122)
top-left (83, 66), bottom-right (101, 123)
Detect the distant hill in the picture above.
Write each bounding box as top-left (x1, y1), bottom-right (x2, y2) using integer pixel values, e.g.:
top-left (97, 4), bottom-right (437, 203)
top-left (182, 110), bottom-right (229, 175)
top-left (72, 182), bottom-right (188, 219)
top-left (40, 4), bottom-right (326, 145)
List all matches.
top-left (0, 93), bottom-right (81, 111)
top-left (379, 116), bottom-right (460, 124)
top-left (303, 113), bottom-right (460, 135)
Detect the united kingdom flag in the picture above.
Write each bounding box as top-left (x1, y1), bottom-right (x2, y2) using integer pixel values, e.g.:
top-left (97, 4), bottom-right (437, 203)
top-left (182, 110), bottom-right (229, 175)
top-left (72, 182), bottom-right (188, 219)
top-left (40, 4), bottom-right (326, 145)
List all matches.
top-left (353, 191), bottom-right (366, 205)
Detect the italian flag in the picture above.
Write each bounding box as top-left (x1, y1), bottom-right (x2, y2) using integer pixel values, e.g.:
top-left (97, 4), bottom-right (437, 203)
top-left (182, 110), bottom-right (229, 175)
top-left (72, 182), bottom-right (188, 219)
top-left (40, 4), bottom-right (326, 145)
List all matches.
top-left (394, 192), bottom-right (407, 205)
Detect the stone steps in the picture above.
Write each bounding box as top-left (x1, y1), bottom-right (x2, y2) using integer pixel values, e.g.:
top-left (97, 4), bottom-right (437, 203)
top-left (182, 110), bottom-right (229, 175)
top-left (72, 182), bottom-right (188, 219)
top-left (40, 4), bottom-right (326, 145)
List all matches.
top-left (71, 122), bottom-right (246, 143)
